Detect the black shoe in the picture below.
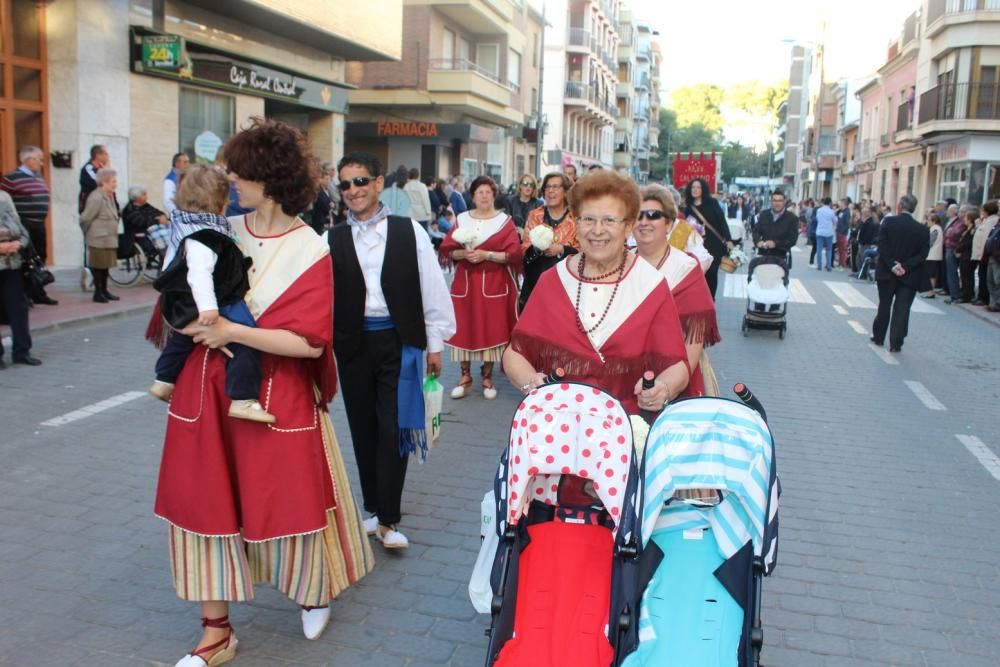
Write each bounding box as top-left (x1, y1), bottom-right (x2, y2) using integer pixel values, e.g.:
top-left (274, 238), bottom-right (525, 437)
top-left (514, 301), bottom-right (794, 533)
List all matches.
top-left (869, 336), bottom-right (883, 346)
top-left (971, 300), bottom-right (986, 306)
top-left (12, 355), bottom-right (42, 366)
top-left (93, 292), bottom-right (109, 303)
top-left (888, 346), bottom-right (901, 353)
top-left (34, 295), bottom-right (59, 305)
top-left (0, 359), bottom-right (6, 370)
top-left (944, 298), bottom-right (956, 304)
top-left (103, 291), bottom-right (120, 301)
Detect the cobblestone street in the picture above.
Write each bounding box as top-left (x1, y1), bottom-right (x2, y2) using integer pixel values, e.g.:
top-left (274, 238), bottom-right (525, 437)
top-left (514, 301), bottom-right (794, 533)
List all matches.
top-left (1, 257), bottom-right (999, 666)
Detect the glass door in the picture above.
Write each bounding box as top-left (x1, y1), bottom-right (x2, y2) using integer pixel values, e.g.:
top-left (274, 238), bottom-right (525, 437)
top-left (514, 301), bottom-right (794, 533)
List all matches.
top-left (0, 0), bottom-right (48, 179)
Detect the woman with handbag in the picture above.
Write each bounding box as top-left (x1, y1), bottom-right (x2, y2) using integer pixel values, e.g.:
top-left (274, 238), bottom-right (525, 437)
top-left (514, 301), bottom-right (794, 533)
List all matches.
top-left (682, 177), bottom-right (734, 299)
top-left (0, 191), bottom-right (41, 367)
top-left (79, 168), bottom-right (122, 303)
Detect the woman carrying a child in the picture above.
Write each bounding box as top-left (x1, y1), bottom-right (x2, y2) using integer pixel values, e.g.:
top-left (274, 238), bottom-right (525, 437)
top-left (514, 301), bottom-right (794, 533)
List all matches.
top-left (154, 119), bottom-right (373, 667)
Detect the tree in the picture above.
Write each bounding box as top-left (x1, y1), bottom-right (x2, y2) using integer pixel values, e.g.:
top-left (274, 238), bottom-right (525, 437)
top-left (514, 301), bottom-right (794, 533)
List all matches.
top-left (667, 84), bottom-right (725, 135)
top-left (649, 108), bottom-right (721, 181)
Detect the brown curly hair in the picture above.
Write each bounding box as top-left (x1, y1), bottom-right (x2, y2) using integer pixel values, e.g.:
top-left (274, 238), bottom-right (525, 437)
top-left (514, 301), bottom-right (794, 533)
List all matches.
top-left (568, 170), bottom-right (640, 222)
top-left (222, 117), bottom-right (319, 216)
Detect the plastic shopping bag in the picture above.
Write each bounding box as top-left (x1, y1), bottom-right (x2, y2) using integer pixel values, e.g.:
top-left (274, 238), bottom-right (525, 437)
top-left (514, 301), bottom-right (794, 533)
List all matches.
top-left (423, 375), bottom-right (443, 444)
top-left (469, 489), bottom-right (498, 613)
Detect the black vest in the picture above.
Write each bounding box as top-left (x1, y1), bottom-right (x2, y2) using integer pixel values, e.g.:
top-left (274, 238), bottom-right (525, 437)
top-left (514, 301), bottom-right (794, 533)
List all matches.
top-left (329, 215), bottom-right (427, 359)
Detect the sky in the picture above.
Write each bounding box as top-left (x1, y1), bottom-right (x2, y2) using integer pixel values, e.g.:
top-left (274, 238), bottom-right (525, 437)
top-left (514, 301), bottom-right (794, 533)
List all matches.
top-left (628, 0), bottom-right (918, 94)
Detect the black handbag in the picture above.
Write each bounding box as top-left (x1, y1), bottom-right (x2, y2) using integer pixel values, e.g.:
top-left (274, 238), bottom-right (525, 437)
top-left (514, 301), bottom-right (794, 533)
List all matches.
top-left (21, 248), bottom-right (54, 294)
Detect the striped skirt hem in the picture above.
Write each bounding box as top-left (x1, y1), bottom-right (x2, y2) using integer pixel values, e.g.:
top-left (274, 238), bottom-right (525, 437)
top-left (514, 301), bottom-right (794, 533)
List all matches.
top-left (449, 344), bottom-right (506, 363)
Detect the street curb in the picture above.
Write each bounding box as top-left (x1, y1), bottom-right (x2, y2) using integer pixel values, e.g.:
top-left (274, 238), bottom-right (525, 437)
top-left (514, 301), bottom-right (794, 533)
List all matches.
top-left (26, 301), bottom-right (155, 337)
top-left (956, 302), bottom-right (1000, 329)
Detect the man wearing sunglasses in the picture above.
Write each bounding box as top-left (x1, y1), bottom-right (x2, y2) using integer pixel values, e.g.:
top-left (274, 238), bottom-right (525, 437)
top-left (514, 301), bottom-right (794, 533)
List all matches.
top-left (328, 152), bottom-right (456, 551)
top-left (751, 189), bottom-right (799, 264)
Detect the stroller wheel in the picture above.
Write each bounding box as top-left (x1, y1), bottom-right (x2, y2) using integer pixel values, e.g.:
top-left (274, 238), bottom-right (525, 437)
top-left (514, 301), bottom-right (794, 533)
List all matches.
top-left (778, 327), bottom-right (785, 340)
top-left (742, 319), bottom-right (749, 337)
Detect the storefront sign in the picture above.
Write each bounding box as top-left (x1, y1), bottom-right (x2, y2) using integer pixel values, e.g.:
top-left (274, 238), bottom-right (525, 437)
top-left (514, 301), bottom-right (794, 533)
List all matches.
top-left (673, 152), bottom-right (718, 193)
top-left (142, 35), bottom-right (183, 70)
top-left (194, 131), bottom-right (224, 162)
top-left (131, 29), bottom-right (349, 113)
top-left (937, 139), bottom-right (969, 164)
top-left (347, 122), bottom-right (493, 142)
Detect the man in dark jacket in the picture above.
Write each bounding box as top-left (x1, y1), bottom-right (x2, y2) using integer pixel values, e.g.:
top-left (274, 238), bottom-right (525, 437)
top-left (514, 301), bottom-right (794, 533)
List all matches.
top-left (752, 190), bottom-right (799, 262)
top-left (870, 194), bottom-right (930, 353)
top-left (836, 198), bottom-right (851, 269)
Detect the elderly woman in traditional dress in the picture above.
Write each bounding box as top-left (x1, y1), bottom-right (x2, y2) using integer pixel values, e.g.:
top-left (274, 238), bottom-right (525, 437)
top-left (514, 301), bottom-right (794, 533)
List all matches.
top-left (440, 175), bottom-right (522, 400)
top-left (635, 184), bottom-right (721, 397)
top-left (156, 119), bottom-right (373, 667)
top-left (518, 172), bottom-right (579, 312)
top-left (502, 170), bottom-right (689, 415)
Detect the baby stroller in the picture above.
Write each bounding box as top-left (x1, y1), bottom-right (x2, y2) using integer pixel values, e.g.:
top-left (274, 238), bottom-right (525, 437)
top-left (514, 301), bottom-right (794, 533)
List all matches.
top-left (484, 382), bottom-right (643, 667)
top-left (619, 385), bottom-right (779, 667)
top-left (742, 254), bottom-right (789, 339)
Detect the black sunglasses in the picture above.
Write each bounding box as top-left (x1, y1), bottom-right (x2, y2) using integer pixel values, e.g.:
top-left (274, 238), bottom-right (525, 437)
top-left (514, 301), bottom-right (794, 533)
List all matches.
top-left (338, 176), bottom-right (374, 191)
top-left (639, 210), bottom-right (666, 220)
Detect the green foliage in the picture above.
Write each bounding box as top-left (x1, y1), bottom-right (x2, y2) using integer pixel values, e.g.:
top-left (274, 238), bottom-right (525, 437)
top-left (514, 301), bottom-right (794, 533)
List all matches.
top-left (667, 84), bottom-right (725, 134)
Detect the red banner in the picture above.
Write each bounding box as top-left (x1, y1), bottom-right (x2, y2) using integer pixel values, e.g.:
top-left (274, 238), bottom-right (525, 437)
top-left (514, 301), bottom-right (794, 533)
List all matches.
top-left (673, 152), bottom-right (717, 194)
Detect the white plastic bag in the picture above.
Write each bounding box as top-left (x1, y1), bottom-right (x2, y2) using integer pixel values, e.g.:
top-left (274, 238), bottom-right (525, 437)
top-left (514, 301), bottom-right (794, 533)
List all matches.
top-left (423, 375), bottom-right (443, 444)
top-left (469, 489), bottom-right (498, 613)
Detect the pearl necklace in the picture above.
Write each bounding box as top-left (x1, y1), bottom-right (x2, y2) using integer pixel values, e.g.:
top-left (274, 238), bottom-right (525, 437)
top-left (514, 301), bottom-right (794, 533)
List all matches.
top-left (574, 249), bottom-right (629, 336)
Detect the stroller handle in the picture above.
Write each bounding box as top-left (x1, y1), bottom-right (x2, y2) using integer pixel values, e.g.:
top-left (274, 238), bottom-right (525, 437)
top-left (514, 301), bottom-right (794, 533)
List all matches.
top-left (639, 371), bottom-right (657, 424)
top-left (542, 367), bottom-right (566, 385)
top-left (734, 383), bottom-right (768, 423)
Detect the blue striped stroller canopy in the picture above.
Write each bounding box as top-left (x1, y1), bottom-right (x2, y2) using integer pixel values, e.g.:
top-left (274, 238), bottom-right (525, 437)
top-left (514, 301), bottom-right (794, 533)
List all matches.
top-left (621, 397), bottom-right (779, 666)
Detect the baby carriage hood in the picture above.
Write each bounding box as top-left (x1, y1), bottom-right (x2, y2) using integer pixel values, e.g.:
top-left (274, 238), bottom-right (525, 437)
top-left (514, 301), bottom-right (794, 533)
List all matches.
top-left (746, 255), bottom-right (789, 307)
top-left (496, 382), bottom-right (641, 543)
top-left (635, 398), bottom-right (779, 646)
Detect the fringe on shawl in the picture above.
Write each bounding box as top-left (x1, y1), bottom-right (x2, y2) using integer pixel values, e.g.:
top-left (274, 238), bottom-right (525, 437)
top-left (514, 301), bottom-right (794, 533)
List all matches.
top-left (679, 308), bottom-right (721, 347)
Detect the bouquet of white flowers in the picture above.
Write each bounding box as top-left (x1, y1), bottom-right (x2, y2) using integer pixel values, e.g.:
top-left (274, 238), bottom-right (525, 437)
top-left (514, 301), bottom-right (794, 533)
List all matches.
top-left (630, 414), bottom-right (651, 459)
top-left (451, 226), bottom-right (477, 249)
top-left (729, 245), bottom-right (749, 268)
top-left (528, 225), bottom-right (555, 251)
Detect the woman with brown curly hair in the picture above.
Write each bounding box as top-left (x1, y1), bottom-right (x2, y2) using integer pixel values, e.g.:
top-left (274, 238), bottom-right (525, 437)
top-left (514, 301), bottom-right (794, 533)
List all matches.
top-left (155, 118), bottom-right (373, 667)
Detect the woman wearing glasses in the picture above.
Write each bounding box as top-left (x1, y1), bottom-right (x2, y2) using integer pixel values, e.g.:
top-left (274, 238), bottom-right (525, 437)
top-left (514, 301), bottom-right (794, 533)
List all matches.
top-left (507, 174), bottom-right (543, 233)
top-left (635, 184), bottom-right (720, 397)
top-left (440, 175), bottom-right (522, 400)
top-left (518, 172), bottom-right (579, 313)
top-left (502, 170), bottom-right (689, 415)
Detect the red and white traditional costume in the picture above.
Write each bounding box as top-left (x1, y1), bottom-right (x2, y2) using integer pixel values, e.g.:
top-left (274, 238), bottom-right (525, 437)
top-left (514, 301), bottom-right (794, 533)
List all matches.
top-left (439, 211), bottom-right (522, 362)
top-left (655, 248), bottom-right (721, 397)
top-left (154, 216), bottom-right (373, 605)
top-left (508, 255), bottom-right (688, 415)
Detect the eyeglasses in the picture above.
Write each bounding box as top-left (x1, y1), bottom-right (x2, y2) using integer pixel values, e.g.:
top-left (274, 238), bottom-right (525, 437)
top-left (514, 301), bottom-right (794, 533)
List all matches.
top-left (337, 176), bottom-right (374, 191)
top-left (578, 215), bottom-right (627, 229)
top-left (639, 210), bottom-right (666, 221)
top-left (520, 181), bottom-right (535, 187)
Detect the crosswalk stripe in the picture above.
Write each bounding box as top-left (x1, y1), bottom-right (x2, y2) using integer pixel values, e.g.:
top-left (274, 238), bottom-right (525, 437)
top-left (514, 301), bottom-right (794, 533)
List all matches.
top-left (825, 281), bottom-right (877, 309)
top-left (40, 391), bottom-right (148, 427)
top-left (904, 381), bottom-right (946, 410)
top-left (955, 435), bottom-right (1000, 482)
top-left (833, 305), bottom-right (848, 315)
top-left (847, 320), bottom-right (868, 335)
top-left (723, 274), bottom-right (816, 304)
top-left (791, 246), bottom-right (802, 253)
top-left (869, 343), bottom-right (899, 365)
top-left (910, 298), bottom-right (943, 315)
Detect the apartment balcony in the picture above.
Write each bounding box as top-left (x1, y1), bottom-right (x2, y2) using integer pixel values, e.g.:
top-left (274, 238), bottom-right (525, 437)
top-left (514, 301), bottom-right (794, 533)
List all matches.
top-left (635, 73), bottom-right (650, 91)
top-left (616, 81), bottom-right (631, 97)
top-left (564, 81), bottom-right (616, 124)
top-left (616, 114), bottom-right (634, 134)
top-left (613, 150), bottom-right (631, 170)
top-left (917, 82), bottom-right (1000, 136)
top-left (895, 100), bottom-right (916, 143)
top-left (568, 28), bottom-right (592, 53)
top-left (926, 0), bottom-right (1000, 39)
top-left (880, 133), bottom-right (890, 147)
top-left (417, 59), bottom-right (521, 126)
top-left (409, 0), bottom-right (512, 34)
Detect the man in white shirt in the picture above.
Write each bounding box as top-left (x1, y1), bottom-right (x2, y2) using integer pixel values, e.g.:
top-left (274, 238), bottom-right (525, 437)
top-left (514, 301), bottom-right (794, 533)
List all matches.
top-left (403, 167), bottom-right (433, 231)
top-left (328, 152), bottom-right (456, 550)
top-left (162, 152), bottom-right (189, 216)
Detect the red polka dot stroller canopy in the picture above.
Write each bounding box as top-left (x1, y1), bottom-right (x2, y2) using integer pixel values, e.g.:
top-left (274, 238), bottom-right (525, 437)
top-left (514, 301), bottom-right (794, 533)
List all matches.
top-left (496, 382), bottom-right (641, 543)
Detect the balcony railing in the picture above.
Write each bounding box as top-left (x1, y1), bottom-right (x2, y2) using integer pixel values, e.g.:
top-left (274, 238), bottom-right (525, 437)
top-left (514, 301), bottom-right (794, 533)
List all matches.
top-left (565, 81), bottom-right (618, 118)
top-left (927, 0), bottom-right (1000, 24)
top-left (427, 58), bottom-right (509, 87)
top-left (897, 101), bottom-right (913, 133)
top-left (565, 81), bottom-right (587, 100)
top-left (919, 82), bottom-right (1000, 123)
top-left (568, 28), bottom-right (591, 48)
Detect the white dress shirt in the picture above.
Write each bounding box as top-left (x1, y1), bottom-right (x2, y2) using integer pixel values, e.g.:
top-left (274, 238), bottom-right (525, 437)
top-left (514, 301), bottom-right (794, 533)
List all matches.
top-left (344, 218), bottom-right (456, 353)
top-left (163, 176), bottom-right (178, 216)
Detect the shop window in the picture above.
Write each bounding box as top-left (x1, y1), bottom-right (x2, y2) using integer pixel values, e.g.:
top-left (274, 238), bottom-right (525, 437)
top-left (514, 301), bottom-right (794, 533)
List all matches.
top-left (462, 158), bottom-right (478, 182)
top-left (180, 88), bottom-right (234, 164)
top-left (11, 0), bottom-right (41, 59)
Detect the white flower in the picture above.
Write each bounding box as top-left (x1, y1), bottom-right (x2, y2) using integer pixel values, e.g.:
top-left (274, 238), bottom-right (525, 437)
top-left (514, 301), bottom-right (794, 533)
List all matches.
top-left (452, 226), bottom-right (477, 248)
top-left (630, 415), bottom-right (651, 460)
top-left (729, 246), bottom-right (749, 267)
top-left (529, 225), bottom-right (555, 251)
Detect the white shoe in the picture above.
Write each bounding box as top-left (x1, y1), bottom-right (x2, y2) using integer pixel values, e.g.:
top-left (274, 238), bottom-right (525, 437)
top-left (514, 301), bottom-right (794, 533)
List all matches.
top-left (227, 399), bottom-right (276, 424)
top-left (301, 606), bottom-right (331, 640)
top-left (173, 635), bottom-right (238, 667)
top-left (483, 385), bottom-right (498, 400)
top-left (363, 515), bottom-right (378, 536)
top-left (377, 525), bottom-right (409, 550)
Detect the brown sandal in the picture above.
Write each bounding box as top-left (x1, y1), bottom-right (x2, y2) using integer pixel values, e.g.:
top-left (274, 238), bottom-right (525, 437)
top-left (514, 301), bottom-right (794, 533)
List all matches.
top-left (451, 374), bottom-right (473, 399)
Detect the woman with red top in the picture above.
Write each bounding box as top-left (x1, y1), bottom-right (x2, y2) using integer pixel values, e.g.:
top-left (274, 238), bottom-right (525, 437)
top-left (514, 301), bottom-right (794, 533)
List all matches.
top-left (156, 119), bottom-right (373, 667)
top-left (502, 170), bottom-right (689, 415)
top-left (440, 176), bottom-right (522, 400)
top-left (518, 172), bottom-right (579, 313)
top-left (635, 184), bottom-right (721, 397)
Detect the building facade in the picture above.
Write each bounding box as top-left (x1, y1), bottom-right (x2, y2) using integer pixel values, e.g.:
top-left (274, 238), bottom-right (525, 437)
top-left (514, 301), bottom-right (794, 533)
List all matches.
top-left (0, 0), bottom-right (400, 267)
top-left (346, 0), bottom-right (543, 186)
top-left (541, 0), bottom-right (621, 173)
top-left (612, 7), bottom-right (659, 183)
top-left (782, 45), bottom-right (812, 200)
